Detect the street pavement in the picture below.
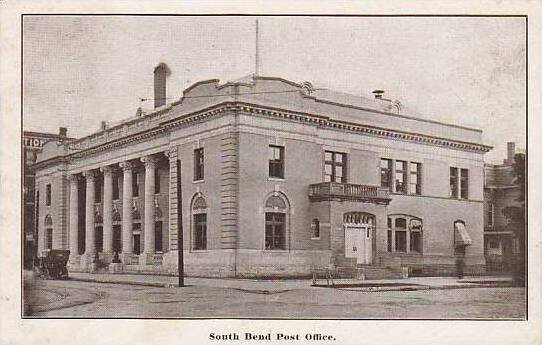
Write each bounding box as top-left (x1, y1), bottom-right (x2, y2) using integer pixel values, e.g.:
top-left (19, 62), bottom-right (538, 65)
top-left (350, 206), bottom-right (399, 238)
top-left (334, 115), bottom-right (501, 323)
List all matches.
top-left (24, 272), bottom-right (525, 319)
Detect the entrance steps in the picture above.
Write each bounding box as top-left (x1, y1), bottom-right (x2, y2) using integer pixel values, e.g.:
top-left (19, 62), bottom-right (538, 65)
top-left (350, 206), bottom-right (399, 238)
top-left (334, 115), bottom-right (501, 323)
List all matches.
top-left (332, 265), bottom-right (404, 280)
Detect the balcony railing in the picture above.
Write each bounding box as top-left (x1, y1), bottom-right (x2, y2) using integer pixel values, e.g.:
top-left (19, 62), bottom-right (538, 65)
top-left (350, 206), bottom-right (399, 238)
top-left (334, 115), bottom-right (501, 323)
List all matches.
top-left (308, 182), bottom-right (391, 204)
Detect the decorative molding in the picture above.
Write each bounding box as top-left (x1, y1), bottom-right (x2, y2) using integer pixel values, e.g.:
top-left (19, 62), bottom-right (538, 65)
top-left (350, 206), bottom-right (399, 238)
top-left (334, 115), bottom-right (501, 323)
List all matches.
top-left (36, 101), bottom-right (492, 167)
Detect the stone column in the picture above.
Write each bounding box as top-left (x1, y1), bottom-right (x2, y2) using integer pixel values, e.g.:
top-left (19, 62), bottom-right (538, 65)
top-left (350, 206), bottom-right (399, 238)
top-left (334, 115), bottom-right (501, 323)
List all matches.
top-left (81, 170), bottom-right (96, 270)
top-left (101, 166), bottom-right (114, 258)
top-left (68, 174), bottom-right (79, 263)
top-left (120, 161), bottom-right (133, 261)
top-left (141, 155), bottom-right (157, 264)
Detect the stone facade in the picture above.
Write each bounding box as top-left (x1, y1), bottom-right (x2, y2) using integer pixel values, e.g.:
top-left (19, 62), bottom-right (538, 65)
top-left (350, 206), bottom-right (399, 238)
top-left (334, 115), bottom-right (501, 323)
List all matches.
top-left (33, 75), bottom-right (491, 277)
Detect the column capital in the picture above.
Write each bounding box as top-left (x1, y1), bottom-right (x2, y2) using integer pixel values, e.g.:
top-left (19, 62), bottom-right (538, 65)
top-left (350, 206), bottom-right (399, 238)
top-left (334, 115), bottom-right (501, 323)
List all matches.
top-left (100, 165), bottom-right (114, 174)
top-left (165, 147), bottom-right (177, 159)
top-left (69, 174), bottom-right (80, 183)
top-left (141, 155), bottom-right (158, 167)
top-left (82, 170), bottom-right (97, 181)
top-left (119, 161), bottom-right (133, 171)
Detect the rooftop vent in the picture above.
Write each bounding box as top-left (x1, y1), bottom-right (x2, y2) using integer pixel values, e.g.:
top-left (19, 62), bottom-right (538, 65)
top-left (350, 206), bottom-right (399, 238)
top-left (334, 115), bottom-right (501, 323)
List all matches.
top-left (58, 127), bottom-right (67, 137)
top-left (372, 90), bottom-right (385, 99)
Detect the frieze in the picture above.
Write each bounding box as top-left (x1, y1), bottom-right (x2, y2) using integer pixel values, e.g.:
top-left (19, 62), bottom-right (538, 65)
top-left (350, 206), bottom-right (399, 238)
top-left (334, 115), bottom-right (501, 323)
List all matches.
top-left (38, 101), bottom-right (491, 166)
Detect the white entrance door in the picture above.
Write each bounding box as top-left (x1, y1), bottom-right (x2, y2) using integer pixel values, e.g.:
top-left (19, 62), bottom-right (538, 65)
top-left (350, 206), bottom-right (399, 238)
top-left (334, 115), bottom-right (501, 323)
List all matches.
top-left (344, 225), bottom-right (372, 264)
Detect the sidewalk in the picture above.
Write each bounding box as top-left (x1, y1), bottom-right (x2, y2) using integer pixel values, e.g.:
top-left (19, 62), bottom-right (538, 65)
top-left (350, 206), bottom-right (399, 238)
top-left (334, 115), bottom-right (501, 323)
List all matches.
top-left (68, 272), bottom-right (514, 292)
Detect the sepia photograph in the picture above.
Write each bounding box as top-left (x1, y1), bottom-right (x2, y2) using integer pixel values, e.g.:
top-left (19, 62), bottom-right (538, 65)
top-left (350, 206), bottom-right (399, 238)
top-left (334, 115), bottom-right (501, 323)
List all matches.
top-left (20, 14), bottom-right (527, 321)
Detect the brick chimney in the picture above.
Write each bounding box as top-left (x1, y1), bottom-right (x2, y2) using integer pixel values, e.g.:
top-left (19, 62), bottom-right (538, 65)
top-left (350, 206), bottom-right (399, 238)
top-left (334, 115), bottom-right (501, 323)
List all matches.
top-left (504, 142), bottom-right (516, 165)
top-left (154, 63), bottom-right (171, 109)
top-left (58, 127), bottom-right (67, 137)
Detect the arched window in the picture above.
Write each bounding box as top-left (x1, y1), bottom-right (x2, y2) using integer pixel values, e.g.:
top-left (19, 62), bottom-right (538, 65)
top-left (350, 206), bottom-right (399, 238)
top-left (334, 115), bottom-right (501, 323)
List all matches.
top-left (311, 218), bottom-right (320, 239)
top-left (192, 193), bottom-right (208, 250)
top-left (387, 214), bottom-right (423, 253)
top-left (44, 215), bottom-right (53, 250)
top-left (264, 192), bottom-right (290, 250)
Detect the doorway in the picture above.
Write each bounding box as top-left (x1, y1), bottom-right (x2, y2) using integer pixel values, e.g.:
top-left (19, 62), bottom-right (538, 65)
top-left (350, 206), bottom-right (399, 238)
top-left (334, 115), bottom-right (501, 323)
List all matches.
top-left (343, 212), bottom-right (375, 265)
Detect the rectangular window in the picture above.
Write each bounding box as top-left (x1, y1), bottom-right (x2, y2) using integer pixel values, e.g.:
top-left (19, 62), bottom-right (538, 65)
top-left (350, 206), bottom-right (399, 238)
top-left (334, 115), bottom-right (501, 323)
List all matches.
top-left (410, 231), bottom-right (422, 253)
top-left (95, 226), bottom-right (103, 253)
top-left (194, 148), bottom-right (204, 181)
top-left (269, 145), bottom-right (284, 179)
top-left (395, 230), bottom-right (407, 252)
top-left (193, 214), bottom-right (207, 250)
top-left (113, 225), bottom-right (122, 253)
top-left (460, 168), bottom-right (469, 199)
top-left (155, 221), bottom-right (163, 252)
top-left (324, 151), bottom-right (347, 183)
top-left (387, 230), bottom-right (393, 252)
top-left (112, 173), bottom-right (120, 200)
top-left (46, 228), bottom-right (53, 249)
top-left (94, 178), bottom-right (102, 202)
top-left (154, 169), bottom-right (161, 194)
top-left (450, 167), bottom-right (459, 198)
top-left (409, 162), bottom-right (422, 195)
top-left (489, 240), bottom-right (499, 249)
top-left (265, 212), bottom-right (286, 250)
top-left (46, 184), bottom-right (51, 206)
top-left (486, 202), bottom-right (494, 227)
top-left (380, 159), bottom-right (392, 190)
top-left (395, 160), bottom-right (407, 193)
top-left (132, 172), bottom-right (139, 197)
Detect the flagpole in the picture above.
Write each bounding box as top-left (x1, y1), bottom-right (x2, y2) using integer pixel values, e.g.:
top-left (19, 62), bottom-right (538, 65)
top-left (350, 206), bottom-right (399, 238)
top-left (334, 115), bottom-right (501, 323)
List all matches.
top-left (255, 19), bottom-right (259, 76)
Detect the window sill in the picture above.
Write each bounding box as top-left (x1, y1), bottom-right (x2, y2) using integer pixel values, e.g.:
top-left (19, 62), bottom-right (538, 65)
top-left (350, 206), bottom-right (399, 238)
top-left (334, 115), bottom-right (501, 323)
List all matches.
top-left (311, 237), bottom-right (321, 240)
top-left (268, 177), bottom-right (285, 182)
top-left (193, 179), bottom-right (204, 184)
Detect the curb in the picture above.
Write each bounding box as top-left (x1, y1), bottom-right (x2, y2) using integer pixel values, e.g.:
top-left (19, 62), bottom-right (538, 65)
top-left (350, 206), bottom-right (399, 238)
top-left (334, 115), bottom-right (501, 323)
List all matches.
top-left (70, 277), bottom-right (177, 288)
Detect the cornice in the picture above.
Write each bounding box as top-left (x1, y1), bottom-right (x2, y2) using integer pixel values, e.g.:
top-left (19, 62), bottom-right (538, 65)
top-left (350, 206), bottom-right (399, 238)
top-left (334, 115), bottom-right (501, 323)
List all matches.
top-left (37, 101), bottom-right (491, 166)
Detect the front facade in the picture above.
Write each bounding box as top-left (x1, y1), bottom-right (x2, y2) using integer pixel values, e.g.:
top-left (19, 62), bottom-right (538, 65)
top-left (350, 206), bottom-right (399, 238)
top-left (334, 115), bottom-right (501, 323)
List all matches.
top-left (33, 73), bottom-right (491, 277)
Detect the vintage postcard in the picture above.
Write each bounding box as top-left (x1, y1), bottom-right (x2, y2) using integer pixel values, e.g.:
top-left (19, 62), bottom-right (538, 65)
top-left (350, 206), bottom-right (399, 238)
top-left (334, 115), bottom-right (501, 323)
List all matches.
top-left (1, 1), bottom-right (540, 345)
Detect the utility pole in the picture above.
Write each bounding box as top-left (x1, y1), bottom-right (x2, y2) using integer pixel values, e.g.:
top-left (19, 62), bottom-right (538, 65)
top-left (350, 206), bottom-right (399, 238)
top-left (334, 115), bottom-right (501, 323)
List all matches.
top-left (177, 159), bottom-right (184, 287)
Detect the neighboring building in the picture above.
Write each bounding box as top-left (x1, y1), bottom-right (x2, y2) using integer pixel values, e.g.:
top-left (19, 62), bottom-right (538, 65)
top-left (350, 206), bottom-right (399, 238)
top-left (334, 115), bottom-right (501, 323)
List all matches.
top-left (484, 142), bottom-right (525, 272)
top-left (32, 67), bottom-right (491, 277)
top-left (23, 128), bottom-right (69, 268)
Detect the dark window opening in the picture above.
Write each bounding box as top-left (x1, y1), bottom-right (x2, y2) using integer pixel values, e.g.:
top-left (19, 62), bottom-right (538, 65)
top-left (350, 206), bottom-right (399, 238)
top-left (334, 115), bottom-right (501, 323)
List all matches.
top-left (265, 212), bottom-right (286, 250)
top-left (409, 162), bottom-right (422, 195)
top-left (46, 184), bottom-right (51, 206)
top-left (380, 158), bottom-right (392, 190)
top-left (95, 226), bottom-right (103, 253)
top-left (94, 178), bottom-right (102, 202)
top-left (410, 231), bottom-right (422, 253)
top-left (311, 218), bottom-right (320, 238)
top-left (132, 171), bottom-right (139, 197)
top-left (154, 169), bottom-right (161, 194)
top-left (113, 225), bottom-right (122, 253)
top-left (193, 213), bottom-right (207, 250)
top-left (269, 145), bottom-right (285, 179)
top-left (387, 230), bottom-right (393, 252)
top-left (395, 230), bottom-right (407, 252)
top-left (112, 173), bottom-right (120, 200)
top-left (460, 168), bottom-right (469, 199)
top-left (395, 218), bottom-right (407, 229)
top-left (450, 167), bottom-right (459, 198)
top-left (132, 223), bottom-right (141, 254)
top-left (395, 160), bottom-right (407, 193)
top-left (46, 228), bottom-right (53, 249)
top-left (324, 151), bottom-right (347, 183)
top-left (155, 221), bottom-right (163, 252)
top-left (194, 148), bottom-right (204, 181)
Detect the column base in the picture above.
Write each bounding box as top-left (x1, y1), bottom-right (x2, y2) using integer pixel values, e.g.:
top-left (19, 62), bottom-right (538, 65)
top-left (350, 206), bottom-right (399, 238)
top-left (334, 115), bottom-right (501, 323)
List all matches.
top-left (79, 253), bottom-right (97, 272)
top-left (121, 253), bottom-right (139, 265)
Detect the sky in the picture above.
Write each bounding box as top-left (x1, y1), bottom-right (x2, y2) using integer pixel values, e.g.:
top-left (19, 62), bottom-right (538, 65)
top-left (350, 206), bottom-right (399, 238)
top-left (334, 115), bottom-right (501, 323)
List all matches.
top-left (22, 16), bottom-right (526, 163)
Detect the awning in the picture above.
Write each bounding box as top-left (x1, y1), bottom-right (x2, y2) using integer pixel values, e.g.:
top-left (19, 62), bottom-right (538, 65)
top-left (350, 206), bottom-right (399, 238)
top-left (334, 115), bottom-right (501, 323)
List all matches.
top-left (454, 222), bottom-right (472, 246)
